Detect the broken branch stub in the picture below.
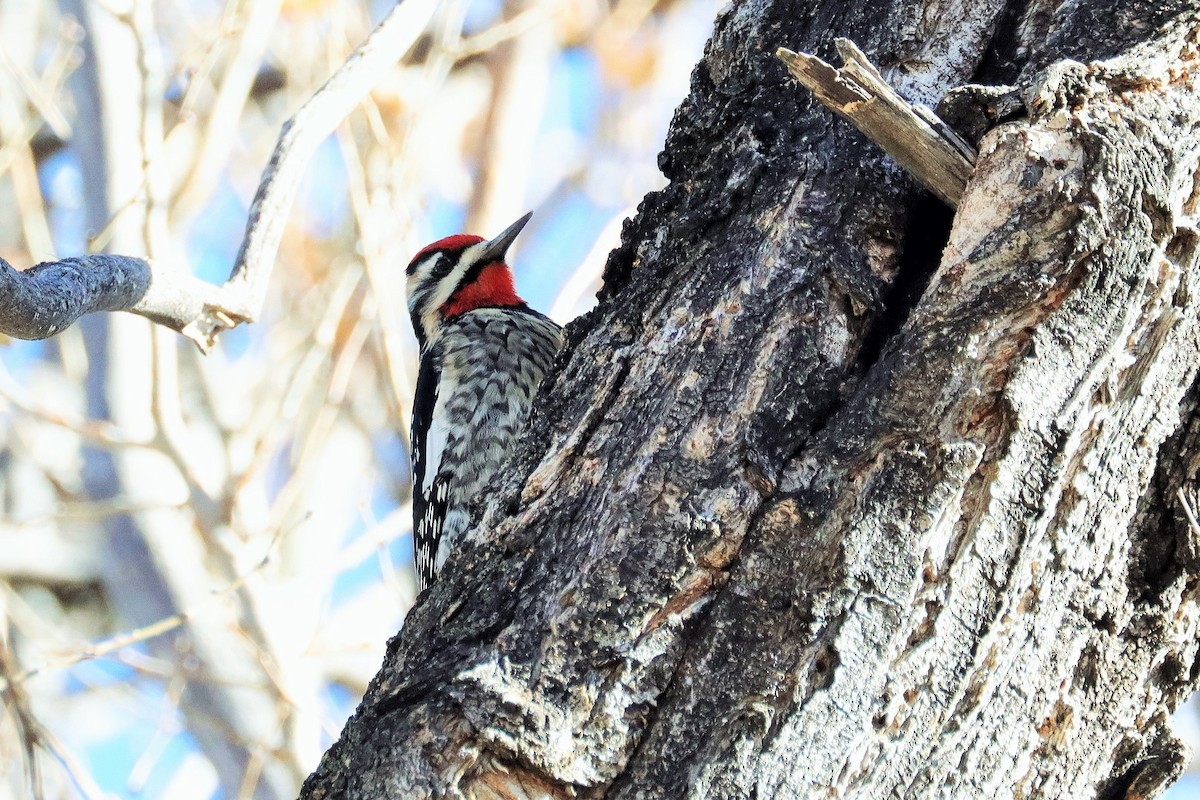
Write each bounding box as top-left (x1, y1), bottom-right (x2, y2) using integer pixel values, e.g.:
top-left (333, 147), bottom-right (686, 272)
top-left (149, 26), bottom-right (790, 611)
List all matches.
top-left (776, 38), bottom-right (976, 207)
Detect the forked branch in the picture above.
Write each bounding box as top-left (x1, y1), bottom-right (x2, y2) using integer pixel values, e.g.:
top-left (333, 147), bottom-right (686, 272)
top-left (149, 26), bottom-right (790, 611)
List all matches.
top-left (0, 0), bottom-right (439, 352)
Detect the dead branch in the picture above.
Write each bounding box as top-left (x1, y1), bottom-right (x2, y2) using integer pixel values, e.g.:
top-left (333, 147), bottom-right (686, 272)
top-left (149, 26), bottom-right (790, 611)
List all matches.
top-left (776, 38), bottom-right (976, 206)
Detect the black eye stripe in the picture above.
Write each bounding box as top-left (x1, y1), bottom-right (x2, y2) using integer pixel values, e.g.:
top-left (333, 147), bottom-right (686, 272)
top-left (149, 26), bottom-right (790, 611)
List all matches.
top-left (407, 250), bottom-right (447, 276)
top-left (453, 255), bottom-right (499, 295)
top-left (430, 252), bottom-right (459, 282)
top-left (408, 250), bottom-right (466, 289)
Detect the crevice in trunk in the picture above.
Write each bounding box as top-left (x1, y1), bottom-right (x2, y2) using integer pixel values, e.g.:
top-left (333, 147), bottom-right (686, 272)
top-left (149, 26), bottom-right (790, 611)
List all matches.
top-left (855, 191), bottom-right (955, 371)
top-left (1126, 370), bottom-right (1200, 605)
top-left (972, 0), bottom-right (1031, 86)
top-left (1095, 758), bottom-right (1141, 800)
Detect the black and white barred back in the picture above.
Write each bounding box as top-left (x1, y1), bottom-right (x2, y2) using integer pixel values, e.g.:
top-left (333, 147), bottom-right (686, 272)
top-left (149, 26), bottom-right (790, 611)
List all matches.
top-left (410, 307), bottom-right (560, 588)
top-left (406, 214), bottom-right (563, 591)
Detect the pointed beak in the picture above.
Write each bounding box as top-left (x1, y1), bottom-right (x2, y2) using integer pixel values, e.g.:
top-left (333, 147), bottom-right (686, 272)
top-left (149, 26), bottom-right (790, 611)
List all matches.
top-left (478, 212), bottom-right (533, 264)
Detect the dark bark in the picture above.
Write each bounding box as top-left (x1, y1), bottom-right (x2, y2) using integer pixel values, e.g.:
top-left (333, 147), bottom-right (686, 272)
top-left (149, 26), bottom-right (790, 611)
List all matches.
top-left (301, 0), bottom-right (1200, 797)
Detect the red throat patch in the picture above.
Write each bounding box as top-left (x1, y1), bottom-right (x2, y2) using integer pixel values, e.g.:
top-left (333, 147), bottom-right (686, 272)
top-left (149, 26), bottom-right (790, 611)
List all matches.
top-left (441, 262), bottom-right (523, 317)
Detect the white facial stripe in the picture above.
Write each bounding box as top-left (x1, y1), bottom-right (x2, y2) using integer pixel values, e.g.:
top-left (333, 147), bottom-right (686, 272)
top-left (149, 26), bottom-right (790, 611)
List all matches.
top-left (408, 240), bottom-right (493, 345)
top-left (406, 255), bottom-right (437, 315)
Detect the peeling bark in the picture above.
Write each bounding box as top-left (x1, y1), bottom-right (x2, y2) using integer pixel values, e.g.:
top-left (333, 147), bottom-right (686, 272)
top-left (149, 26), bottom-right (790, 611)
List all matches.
top-left (302, 0), bottom-right (1200, 797)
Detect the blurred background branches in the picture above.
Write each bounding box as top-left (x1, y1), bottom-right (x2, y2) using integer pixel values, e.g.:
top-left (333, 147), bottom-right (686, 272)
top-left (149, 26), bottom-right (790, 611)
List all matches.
top-left (0, 0), bottom-right (719, 796)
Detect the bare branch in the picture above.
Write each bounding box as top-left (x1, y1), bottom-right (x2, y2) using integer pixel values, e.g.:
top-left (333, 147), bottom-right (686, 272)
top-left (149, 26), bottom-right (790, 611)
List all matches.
top-left (199, 0), bottom-right (442, 347)
top-left (0, 254), bottom-right (150, 339)
top-left (0, 251), bottom-right (253, 351)
top-left (0, 0), bottom-right (438, 351)
top-left (776, 38), bottom-right (976, 206)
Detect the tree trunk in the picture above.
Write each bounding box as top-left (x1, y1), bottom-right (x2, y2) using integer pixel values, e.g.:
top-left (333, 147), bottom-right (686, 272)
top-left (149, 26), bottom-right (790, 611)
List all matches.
top-left (300, 0), bottom-right (1200, 796)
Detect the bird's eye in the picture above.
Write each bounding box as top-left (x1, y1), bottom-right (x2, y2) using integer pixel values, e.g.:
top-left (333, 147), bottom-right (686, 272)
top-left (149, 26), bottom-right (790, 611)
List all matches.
top-left (407, 251), bottom-right (437, 276)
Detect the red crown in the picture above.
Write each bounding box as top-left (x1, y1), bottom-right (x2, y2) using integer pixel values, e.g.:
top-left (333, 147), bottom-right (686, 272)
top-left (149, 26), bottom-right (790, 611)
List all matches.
top-left (407, 234), bottom-right (484, 272)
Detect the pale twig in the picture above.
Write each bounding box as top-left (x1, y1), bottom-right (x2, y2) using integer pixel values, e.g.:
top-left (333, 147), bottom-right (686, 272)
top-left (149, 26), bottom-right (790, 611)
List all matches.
top-left (0, 623), bottom-right (108, 800)
top-left (126, 673), bottom-right (184, 792)
top-left (0, 18), bottom-right (80, 179)
top-left (231, 267), bottom-right (363, 514)
top-left (107, 648), bottom-right (254, 688)
top-left (464, 0), bottom-right (551, 233)
top-left (172, 0), bottom-right (285, 218)
top-left (5, 498), bottom-right (184, 529)
top-left (150, 326), bottom-right (222, 526)
top-left (264, 301), bottom-right (372, 537)
top-left (452, 8), bottom-right (544, 59)
top-left (0, 37), bottom-right (72, 138)
top-left (24, 719), bottom-right (111, 800)
top-left (10, 141), bottom-right (55, 262)
top-left (0, 635), bottom-right (43, 799)
top-left (204, 0), bottom-right (442, 347)
top-left (174, 0), bottom-right (243, 122)
top-left (1177, 487), bottom-right (1200, 538)
top-left (370, 503), bottom-right (408, 601)
top-left (0, 60), bottom-right (59, 261)
top-left (0, 116), bottom-right (50, 179)
top-left (1, 522), bottom-right (291, 690)
top-left (84, 188), bottom-right (148, 253)
top-left (336, 127), bottom-right (414, 442)
top-left (335, 503), bottom-right (412, 574)
top-left (237, 633), bottom-right (309, 777)
top-left (237, 746), bottom-right (268, 800)
top-left (548, 206), bottom-right (625, 322)
top-left (0, 361), bottom-right (153, 447)
top-left (6, 610), bottom-right (189, 689)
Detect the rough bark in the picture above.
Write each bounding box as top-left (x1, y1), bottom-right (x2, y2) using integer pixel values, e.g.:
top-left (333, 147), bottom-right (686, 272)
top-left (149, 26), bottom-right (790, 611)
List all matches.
top-left (298, 0), bottom-right (1200, 796)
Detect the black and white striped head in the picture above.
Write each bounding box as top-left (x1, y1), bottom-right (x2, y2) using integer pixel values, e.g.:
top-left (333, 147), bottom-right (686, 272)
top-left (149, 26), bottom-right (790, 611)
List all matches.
top-left (405, 212), bottom-right (533, 349)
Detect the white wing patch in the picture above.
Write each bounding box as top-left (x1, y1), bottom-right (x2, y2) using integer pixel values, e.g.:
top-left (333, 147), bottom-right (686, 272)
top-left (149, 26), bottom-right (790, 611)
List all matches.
top-left (422, 415), bottom-right (451, 497)
top-left (420, 362), bottom-right (458, 496)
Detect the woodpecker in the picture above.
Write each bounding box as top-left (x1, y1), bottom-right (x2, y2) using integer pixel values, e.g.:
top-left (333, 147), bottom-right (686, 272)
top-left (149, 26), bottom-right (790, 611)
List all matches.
top-left (405, 212), bottom-right (562, 591)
